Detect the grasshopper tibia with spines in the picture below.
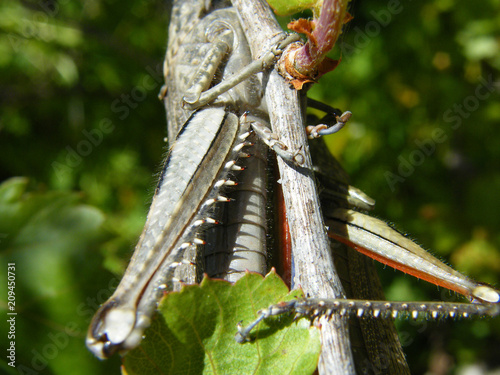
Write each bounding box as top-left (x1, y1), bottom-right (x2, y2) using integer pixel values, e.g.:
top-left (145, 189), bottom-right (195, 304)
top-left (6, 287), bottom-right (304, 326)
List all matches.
top-left (236, 296), bottom-right (500, 343)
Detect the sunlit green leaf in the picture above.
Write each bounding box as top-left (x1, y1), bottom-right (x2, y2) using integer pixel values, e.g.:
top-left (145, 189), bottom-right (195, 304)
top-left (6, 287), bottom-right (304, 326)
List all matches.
top-left (123, 271), bottom-right (321, 375)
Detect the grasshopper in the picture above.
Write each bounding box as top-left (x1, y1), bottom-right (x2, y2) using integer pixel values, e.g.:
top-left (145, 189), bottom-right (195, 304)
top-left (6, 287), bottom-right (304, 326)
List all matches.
top-left (160, 6), bottom-right (395, 374)
top-left (86, 1), bottom-right (305, 359)
top-left (87, 1), bottom-right (499, 373)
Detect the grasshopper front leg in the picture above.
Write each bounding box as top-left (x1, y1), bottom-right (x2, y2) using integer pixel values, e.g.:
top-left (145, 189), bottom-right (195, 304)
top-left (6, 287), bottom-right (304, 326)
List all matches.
top-left (306, 98), bottom-right (353, 139)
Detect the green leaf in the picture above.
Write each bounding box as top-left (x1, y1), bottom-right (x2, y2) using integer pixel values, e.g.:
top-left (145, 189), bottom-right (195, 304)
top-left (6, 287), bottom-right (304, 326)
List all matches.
top-left (123, 271), bottom-right (321, 375)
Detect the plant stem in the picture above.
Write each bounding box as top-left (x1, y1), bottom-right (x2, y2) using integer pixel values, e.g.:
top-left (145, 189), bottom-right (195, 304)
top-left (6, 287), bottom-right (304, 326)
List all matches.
top-left (293, 0), bottom-right (350, 75)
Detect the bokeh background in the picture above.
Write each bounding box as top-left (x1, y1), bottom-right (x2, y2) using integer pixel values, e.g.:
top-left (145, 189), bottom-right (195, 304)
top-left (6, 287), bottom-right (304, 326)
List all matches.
top-left (0, 0), bottom-right (499, 374)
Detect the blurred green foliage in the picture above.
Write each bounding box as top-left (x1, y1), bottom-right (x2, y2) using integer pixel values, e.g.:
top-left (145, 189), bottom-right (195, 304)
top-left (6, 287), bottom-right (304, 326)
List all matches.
top-left (0, 0), bottom-right (499, 374)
